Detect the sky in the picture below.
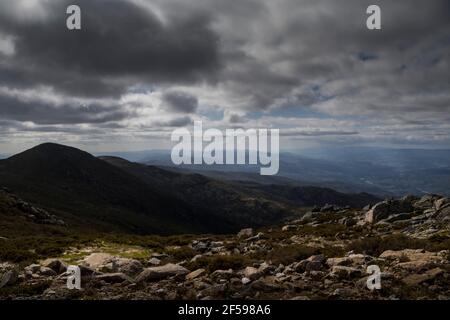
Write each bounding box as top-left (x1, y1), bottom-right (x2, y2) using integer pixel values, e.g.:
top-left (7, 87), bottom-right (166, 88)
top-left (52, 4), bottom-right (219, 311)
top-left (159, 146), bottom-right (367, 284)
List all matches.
top-left (0, 0), bottom-right (449, 154)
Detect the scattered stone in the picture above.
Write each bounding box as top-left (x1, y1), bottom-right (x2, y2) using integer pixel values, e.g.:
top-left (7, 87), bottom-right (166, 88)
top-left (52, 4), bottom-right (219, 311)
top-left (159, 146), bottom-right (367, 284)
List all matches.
top-left (237, 228), bottom-right (254, 238)
top-left (330, 266), bottom-right (362, 280)
top-left (82, 253), bottom-right (142, 275)
top-left (282, 225), bottom-right (296, 232)
top-left (151, 253), bottom-right (169, 259)
top-left (243, 266), bottom-right (261, 281)
top-left (402, 268), bottom-right (444, 286)
top-left (136, 264), bottom-right (189, 282)
top-left (211, 269), bottom-right (234, 280)
top-left (24, 264), bottom-right (41, 274)
top-left (39, 266), bottom-right (58, 277)
top-left (186, 268), bottom-right (206, 281)
top-left (83, 253), bottom-right (114, 269)
top-left (0, 270), bottom-right (18, 288)
top-left (95, 273), bottom-right (132, 284)
top-left (365, 199), bottom-right (414, 223)
top-left (41, 259), bottom-right (67, 274)
top-left (148, 258), bottom-right (161, 266)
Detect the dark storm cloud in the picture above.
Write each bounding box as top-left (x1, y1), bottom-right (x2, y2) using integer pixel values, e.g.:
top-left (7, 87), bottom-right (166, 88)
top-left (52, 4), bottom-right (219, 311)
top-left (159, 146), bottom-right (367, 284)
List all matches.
top-left (163, 91), bottom-right (198, 113)
top-left (0, 94), bottom-right (130, 125)
top-left (213, 0), bottom-right (450, 113)
top-left (0, 0), bottom-right (220, 98)
top-left (0, 0), bottom-right (449, 146)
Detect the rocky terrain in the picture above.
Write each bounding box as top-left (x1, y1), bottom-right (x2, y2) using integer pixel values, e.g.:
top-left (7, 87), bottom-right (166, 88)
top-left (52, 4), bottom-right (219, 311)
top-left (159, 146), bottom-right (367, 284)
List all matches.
top-left (1, 194), bottom-right (449, 300)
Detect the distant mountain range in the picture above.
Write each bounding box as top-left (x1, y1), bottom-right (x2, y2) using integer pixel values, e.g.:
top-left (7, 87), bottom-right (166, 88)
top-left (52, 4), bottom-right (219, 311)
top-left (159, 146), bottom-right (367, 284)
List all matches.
top-left (132, 148), bottom-right (450, 197)
top-left (0, 143), bottom-right (379, 235)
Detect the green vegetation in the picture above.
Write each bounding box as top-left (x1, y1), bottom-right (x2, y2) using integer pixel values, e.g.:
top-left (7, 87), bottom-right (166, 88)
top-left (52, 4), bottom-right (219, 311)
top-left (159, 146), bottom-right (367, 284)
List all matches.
top-left (347, 233), bottom-right (450, 256)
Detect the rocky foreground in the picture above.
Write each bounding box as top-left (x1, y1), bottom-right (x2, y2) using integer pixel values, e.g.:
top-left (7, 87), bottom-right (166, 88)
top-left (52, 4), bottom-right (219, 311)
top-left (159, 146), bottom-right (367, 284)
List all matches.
top-left (1, 194), bottom-right (449, 300)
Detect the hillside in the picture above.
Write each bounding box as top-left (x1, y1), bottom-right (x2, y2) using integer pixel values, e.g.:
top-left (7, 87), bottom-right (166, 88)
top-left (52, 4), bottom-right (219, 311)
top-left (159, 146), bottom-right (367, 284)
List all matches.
top-left (0, 143), bottom-right (379, 236)
top-left (0, 144), bottom-right (245, 234)
top-left (0, 193), bottom-right (448, 300)
top-left (0, 144), bottom-right (294, 234)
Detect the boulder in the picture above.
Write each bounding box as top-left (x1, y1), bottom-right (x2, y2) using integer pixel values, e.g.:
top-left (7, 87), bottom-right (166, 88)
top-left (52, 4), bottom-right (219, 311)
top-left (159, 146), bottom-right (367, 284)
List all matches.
top-left (413, 194), bottom-right (440, 210)
top-left (434, 197), bottom-right (450, 211)
top-left (243, 266), bottom-right (261, 281)
top-left (82, 253), bottom-right (114, 269)
top-left (402, 268), bottom-right (444, 286)
top-left (24, 264), bottom-right (41, 274)
top-left (330, 266), bottom-right (362, 280)
top-left (113, 258), bottom-right (143, 275)
top-left (186, 268), bottom-right (206, 281)
top-left (237, 228), bottom-right (254, 238)
top-left (380, 249), bottom-right (443, 264)
top-left (41, 259), bottom-right (67, 274)
top-left (281, 225), bottom-right (296, 232)
top-left (0, 270), bottom-right (18, 288)
top-left (37, 266), bottom-right (57, 277)
top-left (381, 213), bottom-right (413, 223)
top-left (258, 262), bottom-right (273, 275)
top-left (151, 252), bottom-right (169, 259)
top-left (365, 199), bottom-right (414, 223)
top-left (326, 257), bottom-right (352, 267)
top-left (433, 197), bottom-right (450, 221)
top-left (95, 273), bottom-right (132, 284)
top-left (211, 269), bottom-right (234, 280)
top-left (136, 263), bottom-right (189, 282)
top-left (148, 258), bottom-right (161, 266)
top-left (82, 253), bottom-right (143, 275)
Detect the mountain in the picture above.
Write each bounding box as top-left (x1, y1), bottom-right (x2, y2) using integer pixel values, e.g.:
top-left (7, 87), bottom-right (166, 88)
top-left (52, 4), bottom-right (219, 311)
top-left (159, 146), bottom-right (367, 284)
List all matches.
top-left (0, 144), bottom-right (295, 234)
top-left (100, 156), bottom-right (379, 211)
top-left (99, 156), bottom-right (294, 229)
top-left (0, 143), bottom-right (236, 234)
top-left (0, 143), bottom-right (379, 236)
top-left (140, 148), bottom-right (450, 197)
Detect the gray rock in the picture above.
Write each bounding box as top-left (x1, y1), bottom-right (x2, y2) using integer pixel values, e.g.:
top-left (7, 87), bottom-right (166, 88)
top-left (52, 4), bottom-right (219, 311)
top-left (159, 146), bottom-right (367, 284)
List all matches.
top-left (186, 268), bottom-right (206, 281)
top-left (241, 277), bottom-right (251, 285)
top-left (330, 266), bottom-right (362, 280)
top-left (95, 273), bottom-right (132, 283)
top-left (237, 228), bottom-right (254, 238)
top-left (0, 270), bottom-right (18, 288)
top-left (148, 257), bottom-right (161, 266)
top-left (211, 269), bottom-right (234, 280)
top-left (39, 266), bottom-right (58, 277)
top-left (136, 263), bottom-right (189, 282)
top-left (243, 266), bottom-right (261, 281)
top-left (365, 199), bottom-right (414, 223)
top-left (380, 212), bottom-right (413, 223)
top-left (151, 253), bottom-right (169, 259)
top-left (25, 264), bottom-right (41, 274)
top-left (41, 259), bottom-right (67, 274)
top-left (281, 225), bottom-right (296, 231)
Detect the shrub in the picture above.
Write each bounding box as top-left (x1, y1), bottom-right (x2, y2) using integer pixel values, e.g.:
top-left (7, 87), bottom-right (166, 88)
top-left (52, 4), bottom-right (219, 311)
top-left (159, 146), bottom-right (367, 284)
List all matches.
top-left (346, 234), bottom-right (450, 256)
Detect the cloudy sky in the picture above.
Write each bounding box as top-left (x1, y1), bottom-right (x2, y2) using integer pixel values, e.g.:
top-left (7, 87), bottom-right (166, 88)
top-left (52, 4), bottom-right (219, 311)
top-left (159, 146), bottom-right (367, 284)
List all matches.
top-left (0, 0), bottom-right (449, 154)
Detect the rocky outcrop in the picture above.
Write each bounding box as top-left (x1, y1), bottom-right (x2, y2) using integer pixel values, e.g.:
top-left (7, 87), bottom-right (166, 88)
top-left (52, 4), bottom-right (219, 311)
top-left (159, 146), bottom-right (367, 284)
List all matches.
top-left (82, 253), bottom-right (143, 275)
top-left (365, 198), bottom-right (414, 223)
top-left (0, 194), bottom-right (449, 300)
top-left (0, 188), bottom-right (65, 226)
